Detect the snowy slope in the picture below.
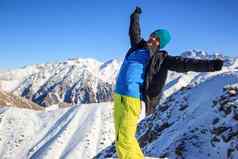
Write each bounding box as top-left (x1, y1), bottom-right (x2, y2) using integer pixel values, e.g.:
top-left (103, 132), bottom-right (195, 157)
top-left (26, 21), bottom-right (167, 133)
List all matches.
top-left (136, 74), bottom-right (238, 159)
top-left (0, 103), bottom-right (115, 159)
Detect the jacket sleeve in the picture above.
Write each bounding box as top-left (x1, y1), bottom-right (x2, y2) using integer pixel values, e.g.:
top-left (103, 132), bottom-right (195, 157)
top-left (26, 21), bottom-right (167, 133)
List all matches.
top-left (129, 10), bottom-right (142, 48)
top-left (163, 55), bottom-right (219, 73)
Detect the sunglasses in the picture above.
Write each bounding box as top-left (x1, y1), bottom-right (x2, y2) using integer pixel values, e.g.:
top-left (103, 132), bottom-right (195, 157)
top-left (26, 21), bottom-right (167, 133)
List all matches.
top-left (148, 36), bottom-right (160, 46)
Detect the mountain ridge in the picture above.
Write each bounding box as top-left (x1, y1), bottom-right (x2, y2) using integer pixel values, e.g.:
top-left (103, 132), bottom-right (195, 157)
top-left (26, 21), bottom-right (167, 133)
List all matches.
top-left (0, 50), bottom-right (237, 108)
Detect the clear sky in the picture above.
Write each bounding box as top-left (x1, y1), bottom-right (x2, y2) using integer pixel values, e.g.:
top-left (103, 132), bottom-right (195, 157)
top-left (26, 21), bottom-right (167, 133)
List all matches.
top-left (0, 0), bottom-right (237, 70)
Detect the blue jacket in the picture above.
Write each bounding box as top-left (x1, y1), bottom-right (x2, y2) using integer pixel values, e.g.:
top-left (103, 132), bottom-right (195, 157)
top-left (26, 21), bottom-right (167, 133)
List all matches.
top-left (114, 48), bottom-right (150, 99)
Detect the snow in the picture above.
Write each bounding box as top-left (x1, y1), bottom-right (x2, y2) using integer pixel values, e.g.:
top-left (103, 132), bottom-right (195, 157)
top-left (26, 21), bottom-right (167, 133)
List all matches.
top-left (0, 52), bottom-right (237, 158)
top-left (1, 70), bottom-right (233, 159)
top-left (99, 59), bottom-right (121, 84)
top-left (96, 60), bottom-right (238, 159)
top-left (143, 73), bottom-right (238, 158)
top-left (0, 80), bottom-right (20, 92)
top-left (0, 103), bottom-right (115, 159)
top-left (0, 102), bottom-right (152, 159)
top-left (45, 105), bottom-right (59, 111)
top-left (0, 57), bottom-right (121, 106)
top-left (0, 58), bottom-right (106, 93)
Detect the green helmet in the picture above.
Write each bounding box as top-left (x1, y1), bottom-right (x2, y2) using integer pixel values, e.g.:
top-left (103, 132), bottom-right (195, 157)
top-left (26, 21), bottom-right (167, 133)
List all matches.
top-left (150, 29), bottom-right (171, 49)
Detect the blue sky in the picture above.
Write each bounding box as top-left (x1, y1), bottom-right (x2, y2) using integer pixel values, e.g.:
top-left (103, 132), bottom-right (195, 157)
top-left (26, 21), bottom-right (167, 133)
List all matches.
top-left (0, 0), bottom-right (237, 69)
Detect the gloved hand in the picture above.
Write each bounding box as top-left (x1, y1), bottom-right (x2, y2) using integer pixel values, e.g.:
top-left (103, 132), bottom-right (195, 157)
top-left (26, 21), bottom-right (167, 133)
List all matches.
top-left (212, 59), bottom-right (223, 71)
top-left (134, 6), bottom-right (142, 14)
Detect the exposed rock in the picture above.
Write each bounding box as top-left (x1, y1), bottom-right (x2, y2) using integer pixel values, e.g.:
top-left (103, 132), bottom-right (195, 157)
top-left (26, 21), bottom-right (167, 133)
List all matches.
top-left (0, 90), bottom-right (42, 110)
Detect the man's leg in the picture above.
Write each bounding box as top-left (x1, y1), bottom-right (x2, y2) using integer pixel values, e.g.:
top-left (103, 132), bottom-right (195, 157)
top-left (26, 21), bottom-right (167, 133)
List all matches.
top-left (113, 93), bottom-right (144, 159)
top-left (113, 93), bottom-right (122, 143)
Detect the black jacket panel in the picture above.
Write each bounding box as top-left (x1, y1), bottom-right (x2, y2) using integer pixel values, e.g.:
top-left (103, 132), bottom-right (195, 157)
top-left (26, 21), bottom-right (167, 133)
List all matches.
top-left (164, 56), bottom-right (215, 73)
top-left (129, 12), bottom-right (142, 48)
top-left (143, 51), bottom-right (168, 116)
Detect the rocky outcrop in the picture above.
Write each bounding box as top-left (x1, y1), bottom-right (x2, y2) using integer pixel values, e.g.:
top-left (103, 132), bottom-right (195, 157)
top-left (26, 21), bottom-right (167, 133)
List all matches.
top-left (0, 90), bottom-right (42, 110)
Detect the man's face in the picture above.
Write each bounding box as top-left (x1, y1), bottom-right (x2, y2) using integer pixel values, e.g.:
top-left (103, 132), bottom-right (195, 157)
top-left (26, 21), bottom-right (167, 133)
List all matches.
top-left (147, 36), bottom-right (160, 47)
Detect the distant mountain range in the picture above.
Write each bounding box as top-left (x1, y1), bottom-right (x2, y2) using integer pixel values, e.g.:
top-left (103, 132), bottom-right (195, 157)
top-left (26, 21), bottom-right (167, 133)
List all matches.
top-left (0, 58), bottom-right (121, 107)
top-left (1, 49), bottom-right (236, 108)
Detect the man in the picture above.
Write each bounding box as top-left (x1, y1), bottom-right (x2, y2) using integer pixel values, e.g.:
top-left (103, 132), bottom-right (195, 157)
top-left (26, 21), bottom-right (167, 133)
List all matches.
top-left (113, 7), bottom-right (223, 159)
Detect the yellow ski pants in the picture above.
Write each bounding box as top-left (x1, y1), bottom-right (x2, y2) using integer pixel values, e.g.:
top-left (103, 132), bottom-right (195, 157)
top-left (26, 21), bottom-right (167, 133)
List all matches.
top-left (113, 93), bottom-right (144, 159)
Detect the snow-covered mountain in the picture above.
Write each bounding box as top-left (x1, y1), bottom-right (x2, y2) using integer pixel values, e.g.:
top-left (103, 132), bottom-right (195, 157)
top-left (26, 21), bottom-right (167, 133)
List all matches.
top-left (0, 58), bottom-right (121, 107)
top-left (2, 50), bottom-right (236, 108)
top-left (0, 51), bottom-right (238, 158)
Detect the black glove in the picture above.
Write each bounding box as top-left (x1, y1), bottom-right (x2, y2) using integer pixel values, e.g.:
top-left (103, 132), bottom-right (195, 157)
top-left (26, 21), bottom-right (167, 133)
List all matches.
top-left (134, 6), bottom-right (142, 14)
top-left (212, 59), bottom-right (223, 71)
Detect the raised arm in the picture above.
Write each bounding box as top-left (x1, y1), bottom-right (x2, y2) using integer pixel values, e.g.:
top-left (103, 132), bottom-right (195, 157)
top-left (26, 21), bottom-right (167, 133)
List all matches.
top-left (163, 55), bottom-right (223, 73)
top-left (129, 7), bottom-right (142, 48)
